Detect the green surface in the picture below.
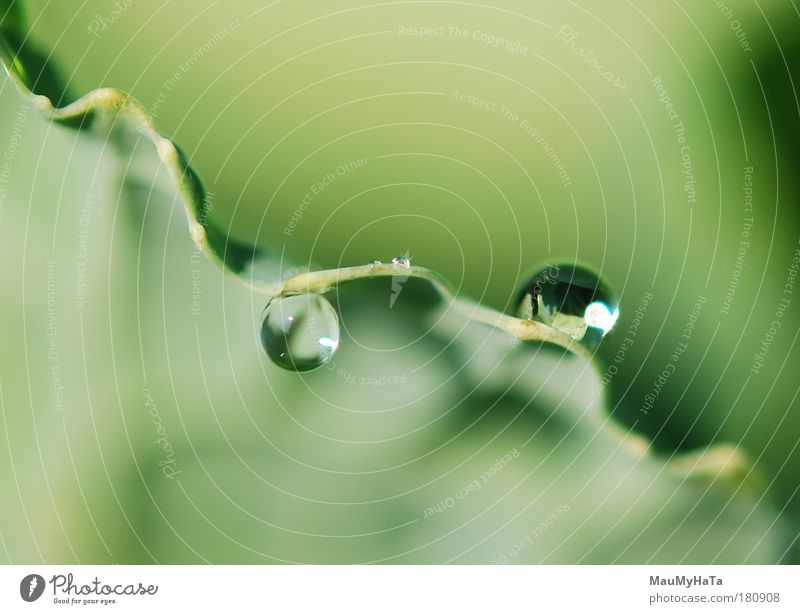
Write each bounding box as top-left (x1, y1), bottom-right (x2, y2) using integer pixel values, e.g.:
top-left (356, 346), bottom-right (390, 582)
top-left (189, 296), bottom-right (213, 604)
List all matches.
top-left (0, 0), bottom-right (798, 563)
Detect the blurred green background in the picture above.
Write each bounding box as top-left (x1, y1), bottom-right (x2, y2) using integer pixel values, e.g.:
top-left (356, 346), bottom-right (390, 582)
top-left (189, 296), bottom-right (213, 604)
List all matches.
top-left (0, 0), bottom-right (798, 563)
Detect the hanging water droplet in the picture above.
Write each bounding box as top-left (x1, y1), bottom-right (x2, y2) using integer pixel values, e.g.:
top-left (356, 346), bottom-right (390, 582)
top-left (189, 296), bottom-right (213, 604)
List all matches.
top-left (391, 254), bottom-right (411, 268)
top-left (517, 263), bottom-right (619, 348)
top-left (260, 293), bottom-right (340, 371)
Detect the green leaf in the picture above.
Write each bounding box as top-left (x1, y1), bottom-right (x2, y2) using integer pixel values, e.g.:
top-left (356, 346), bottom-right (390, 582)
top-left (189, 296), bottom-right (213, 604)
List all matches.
top-left (1, 0), bottom-right (284, 293)
top-left (0, 0), bottom-right (794, 564)
top-left (0, 0), bottom-right (593, 356)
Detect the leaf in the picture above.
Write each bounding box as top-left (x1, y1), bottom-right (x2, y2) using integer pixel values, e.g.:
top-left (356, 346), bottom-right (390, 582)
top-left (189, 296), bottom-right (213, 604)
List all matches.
top-left (0, 0), bottom-right (793, 564)
top-left (1, 0), bottom-right (280, 291)
top-left (133, 279), bottom-right (788, 563)
top-left (0, 0), bottom-right (588, 355)
top-left (0, 0), bottom-right (68, 104)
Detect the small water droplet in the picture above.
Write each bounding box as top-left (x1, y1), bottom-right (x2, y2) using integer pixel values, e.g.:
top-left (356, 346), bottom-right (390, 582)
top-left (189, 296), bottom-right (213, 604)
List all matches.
top-left (517, 263), bottom-right (619, 348)
top-left (260, 293), bottom-right (340, 371)
top-left (391, 254), bottom-right (411, 268)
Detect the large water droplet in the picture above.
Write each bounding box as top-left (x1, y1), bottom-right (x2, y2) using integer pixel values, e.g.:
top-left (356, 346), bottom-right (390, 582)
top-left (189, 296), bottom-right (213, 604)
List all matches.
top-left (517, 263), bottom-right (619, 348)
top-left (260, 293), bottom-right (340, 371)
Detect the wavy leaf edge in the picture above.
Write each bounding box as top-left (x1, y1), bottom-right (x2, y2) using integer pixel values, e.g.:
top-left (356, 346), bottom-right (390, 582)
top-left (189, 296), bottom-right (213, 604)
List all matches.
top-left (0, 5), bottom-right (773, 502)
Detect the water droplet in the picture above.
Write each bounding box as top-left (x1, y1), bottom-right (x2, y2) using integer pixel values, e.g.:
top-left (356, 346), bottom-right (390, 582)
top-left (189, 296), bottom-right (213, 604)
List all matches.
top-left (391, 254), bottom-right (411, 268)
top-left (517, 263), bottom-right (619, 348)
top-left (260, 293), bottom-right (340, 371)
